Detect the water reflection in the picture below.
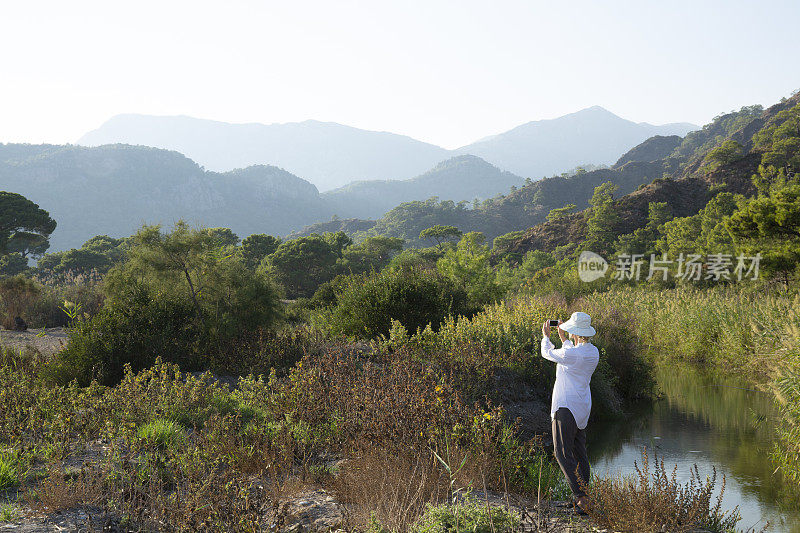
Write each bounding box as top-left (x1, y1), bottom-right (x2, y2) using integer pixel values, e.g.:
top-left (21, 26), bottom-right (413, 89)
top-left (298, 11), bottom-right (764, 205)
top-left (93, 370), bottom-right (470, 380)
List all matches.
top-left (589, 364), bottom-right (800, 532)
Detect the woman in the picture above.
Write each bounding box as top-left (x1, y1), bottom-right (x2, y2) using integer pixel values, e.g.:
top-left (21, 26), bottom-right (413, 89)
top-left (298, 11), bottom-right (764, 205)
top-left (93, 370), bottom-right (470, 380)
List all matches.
top-left (541, 311), bottom-right (599, 514)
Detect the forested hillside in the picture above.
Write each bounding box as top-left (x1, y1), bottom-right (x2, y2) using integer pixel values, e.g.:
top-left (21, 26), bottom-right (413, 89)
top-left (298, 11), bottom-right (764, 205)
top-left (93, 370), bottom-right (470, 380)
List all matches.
top-left (0, 144), bottom-right (333, 250)
top-left (505, 98), bottom-right (792, 257)
top-left (296, 144), bottom-right (675, 246)
top-left (295, 98), bottom-right (792, 252)
top-left (322, 155), bottom-right (525, 219)
top-left (0, 141), bottom-right (658, 251)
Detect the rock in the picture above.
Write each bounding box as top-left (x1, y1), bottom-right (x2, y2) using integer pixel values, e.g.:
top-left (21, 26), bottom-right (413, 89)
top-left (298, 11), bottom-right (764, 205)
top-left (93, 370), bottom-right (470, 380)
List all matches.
top-left (279, 489), bottom-right (344, 532)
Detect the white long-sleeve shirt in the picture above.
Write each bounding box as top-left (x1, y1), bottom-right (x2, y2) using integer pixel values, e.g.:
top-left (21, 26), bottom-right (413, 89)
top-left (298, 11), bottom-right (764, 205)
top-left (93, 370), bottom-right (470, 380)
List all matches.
top-left (541, 336), bottom-right (600, 429)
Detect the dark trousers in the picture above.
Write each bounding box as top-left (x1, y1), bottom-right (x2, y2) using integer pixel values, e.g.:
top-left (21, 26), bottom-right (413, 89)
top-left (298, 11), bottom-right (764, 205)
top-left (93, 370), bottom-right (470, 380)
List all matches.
top-left (552, 407), bottom-right (590, 497)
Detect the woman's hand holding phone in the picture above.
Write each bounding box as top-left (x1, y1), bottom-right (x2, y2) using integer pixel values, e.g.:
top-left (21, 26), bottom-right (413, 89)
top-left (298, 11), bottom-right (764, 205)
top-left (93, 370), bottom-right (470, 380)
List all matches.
top-left (556, 319), bottom-right (567, 342)
top-left (543, 319), bottom-right (565, 339)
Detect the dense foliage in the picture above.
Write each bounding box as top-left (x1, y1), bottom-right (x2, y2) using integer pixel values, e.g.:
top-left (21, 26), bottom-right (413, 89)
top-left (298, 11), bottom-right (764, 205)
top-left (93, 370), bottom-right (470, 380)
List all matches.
top-left (262, 232), bottom-right (404, 298)
top-left (0, 191), bottom-right (57, 277)
top-left (37, 235), bottom-right (127, 281)
top-left (49, 223), bottom-right (281, 385)
top-left (314, 267), bottom-right (470, 339)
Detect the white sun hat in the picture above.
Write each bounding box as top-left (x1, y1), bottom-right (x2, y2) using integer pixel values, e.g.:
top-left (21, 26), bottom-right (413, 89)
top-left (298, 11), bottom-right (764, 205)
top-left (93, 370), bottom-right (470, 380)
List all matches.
top-left (560, 311), bottom-right (596, 337)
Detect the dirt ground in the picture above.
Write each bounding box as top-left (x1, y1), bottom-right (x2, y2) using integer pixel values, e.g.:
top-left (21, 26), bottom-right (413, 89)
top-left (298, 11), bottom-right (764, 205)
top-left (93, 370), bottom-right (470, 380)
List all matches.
top-left (0, 327), bottom-right (68, 356)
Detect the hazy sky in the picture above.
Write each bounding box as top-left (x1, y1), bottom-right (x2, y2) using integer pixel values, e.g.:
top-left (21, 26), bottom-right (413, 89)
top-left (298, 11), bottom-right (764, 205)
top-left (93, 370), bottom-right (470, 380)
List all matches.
top-left (1, 0), bottom-right (798, 149)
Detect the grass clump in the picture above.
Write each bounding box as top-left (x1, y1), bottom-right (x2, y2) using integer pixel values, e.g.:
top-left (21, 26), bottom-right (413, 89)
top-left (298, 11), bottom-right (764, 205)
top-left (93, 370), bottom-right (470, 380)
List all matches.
top-left (0, 450), bottom-right (25, 491)
top-left (586, 448), bottom-right (741, 533)
top-left (0, 502), bottom-right (19, 522)
top-left (136, 419), bottom-right (186, 450)
top-left (409, 498), bottom-right (520, 533)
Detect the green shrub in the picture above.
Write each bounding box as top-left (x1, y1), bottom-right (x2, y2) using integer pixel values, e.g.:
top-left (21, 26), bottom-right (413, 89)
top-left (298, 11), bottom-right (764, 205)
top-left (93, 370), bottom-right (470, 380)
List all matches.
top-left (304, 273), bottom-right (351, 309)
top-left (104, 362), bottom-right (228, 430)
top-left (0, 449), bottom-right (25, 490)
top-left (316, 267), bottom-right (470, 339)
top-left (106, 223), bottom-right (282, 337)
top-left (0, 503), bottom-right (18, 522)
top-left (410, 499), bottom-right (520, 533)
top-left (47, 223), bottom-right (282, 385)
top-left (137, 419), bottom-right (186, 450)
top-left (437, 232), bottom-right (504, 308)
top-left (46, 287), bottom-right (202, 386)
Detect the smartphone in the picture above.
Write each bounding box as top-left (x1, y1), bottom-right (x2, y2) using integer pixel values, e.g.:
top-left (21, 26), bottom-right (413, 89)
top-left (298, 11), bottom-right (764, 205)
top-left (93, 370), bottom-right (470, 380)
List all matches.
top-left (548, 320), bottom-right (560, 327)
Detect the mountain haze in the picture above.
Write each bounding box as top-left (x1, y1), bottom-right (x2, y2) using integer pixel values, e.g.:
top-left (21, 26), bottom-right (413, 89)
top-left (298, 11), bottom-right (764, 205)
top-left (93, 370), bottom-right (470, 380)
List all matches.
top-left (6, 107), bottom-right (706, 252)
top-left (456, 106), bottom-right (696, 178)
top-left (78, 115), bottom-right (449, 191)
top-left (78, 109), bottom-right (696, 191)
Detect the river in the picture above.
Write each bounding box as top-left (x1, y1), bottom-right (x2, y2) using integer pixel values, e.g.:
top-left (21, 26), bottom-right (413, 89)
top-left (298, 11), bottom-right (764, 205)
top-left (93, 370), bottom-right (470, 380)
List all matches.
top-left (589, 364), bottom-right (800, 532)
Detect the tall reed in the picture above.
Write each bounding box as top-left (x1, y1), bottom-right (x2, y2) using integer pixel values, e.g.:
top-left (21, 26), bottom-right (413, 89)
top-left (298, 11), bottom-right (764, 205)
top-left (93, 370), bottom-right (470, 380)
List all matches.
top-left (580, 286), bottom-right (800, 488)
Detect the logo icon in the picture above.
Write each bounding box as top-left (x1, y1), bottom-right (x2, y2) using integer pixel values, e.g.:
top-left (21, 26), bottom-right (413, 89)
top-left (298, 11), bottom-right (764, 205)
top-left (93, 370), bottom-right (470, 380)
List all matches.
top-left (578, 251), bottom-right (608, 282)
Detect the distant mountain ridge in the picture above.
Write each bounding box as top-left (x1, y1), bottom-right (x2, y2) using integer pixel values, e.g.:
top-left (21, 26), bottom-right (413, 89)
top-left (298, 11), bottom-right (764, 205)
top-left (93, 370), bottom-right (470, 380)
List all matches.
top-left (77, 108), bottom-right (697, 191)
top-left (78, 115), bottom-right (449, 192)
top-left (0, 123), bottom-right (694, 253)
top-left (1, 107), bottom-right (705, 252)
top-left (291, 100), bottom-right (772, 249)
top-left (455, 106), bottom-right (696, 178)
top-left (322, 155), bottom-right (525, 219)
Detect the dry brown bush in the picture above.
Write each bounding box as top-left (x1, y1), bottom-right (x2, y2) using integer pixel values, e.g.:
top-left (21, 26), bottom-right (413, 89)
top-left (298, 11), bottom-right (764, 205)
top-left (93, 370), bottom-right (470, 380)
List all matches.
top-left (279, 345), bottom-right (477, 451)
top-left (26, 465), bottom-right (105, 514)
top-left (586, 448), bottom-right (742, 532)
top-left (0, 276), bottom-right (40, 329)
top-left (211, 326), bottom-right (325, 377)
top-left (333, 447), bottom-right (447, 531)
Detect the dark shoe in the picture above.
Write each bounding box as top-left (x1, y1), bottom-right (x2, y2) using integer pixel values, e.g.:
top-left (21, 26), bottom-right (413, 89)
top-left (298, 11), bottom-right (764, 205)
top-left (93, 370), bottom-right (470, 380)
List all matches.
top-left (573, 496), bottom-right (590, 515)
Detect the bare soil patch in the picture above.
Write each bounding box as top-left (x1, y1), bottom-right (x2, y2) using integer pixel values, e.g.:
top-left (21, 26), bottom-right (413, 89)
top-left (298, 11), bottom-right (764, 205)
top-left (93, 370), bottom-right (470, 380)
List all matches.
top-left (0, 327), bottom-right (68, 356)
